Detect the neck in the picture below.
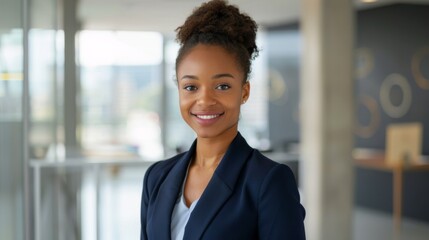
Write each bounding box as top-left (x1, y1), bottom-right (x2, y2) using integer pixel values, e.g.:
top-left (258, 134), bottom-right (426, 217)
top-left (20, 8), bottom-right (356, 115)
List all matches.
top-left (194, 131), bottom-right (238, 169)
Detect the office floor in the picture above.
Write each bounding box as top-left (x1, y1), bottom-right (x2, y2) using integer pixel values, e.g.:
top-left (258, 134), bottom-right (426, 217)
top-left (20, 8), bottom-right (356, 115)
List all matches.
top-left (353, 207), bottom-right (429, 240)
top-left (87, 167), bottom-right (429, 240)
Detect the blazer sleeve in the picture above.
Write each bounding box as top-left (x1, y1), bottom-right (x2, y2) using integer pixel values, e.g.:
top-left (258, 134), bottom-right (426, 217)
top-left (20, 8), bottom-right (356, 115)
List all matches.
top-left (258, 164), bottom-right (306, 239)
top-left (140, 163), bottom-right (157, 240)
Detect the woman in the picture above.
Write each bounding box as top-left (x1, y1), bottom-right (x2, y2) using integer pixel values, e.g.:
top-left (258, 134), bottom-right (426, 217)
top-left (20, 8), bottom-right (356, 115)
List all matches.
top-left (140, 1), bottom-right (306, 239)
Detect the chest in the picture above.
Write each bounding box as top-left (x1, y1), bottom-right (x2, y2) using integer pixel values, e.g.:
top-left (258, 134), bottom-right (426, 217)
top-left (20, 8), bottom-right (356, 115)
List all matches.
top-left (183, 167), bottom-right (213, 207)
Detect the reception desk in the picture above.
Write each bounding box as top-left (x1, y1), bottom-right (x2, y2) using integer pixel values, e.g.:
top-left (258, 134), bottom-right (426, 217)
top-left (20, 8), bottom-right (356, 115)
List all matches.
top-left (354, 153), bottom-right (429, 230)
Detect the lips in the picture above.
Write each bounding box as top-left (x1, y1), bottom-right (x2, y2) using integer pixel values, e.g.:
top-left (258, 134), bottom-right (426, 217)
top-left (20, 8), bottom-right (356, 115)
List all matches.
top-left (191, 112), bottom-right (224, 126)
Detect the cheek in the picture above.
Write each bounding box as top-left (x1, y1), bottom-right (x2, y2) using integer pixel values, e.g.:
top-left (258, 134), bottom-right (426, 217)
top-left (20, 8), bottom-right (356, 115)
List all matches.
top-left (178, 97), bottom-right (186, 112)
top-left (231, 91), bottom-right (244, 106)
top-left (178, 93), bottom-right (191, 114)
top-left (178, 90), bottom-right (185, 103)
top-left (225, 95), bottom-right (243, 114)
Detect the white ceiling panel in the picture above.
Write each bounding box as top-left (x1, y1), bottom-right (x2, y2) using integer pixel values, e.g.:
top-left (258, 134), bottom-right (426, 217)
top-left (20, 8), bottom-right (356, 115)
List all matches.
top-left (78, 0), bottom-right (429, 33)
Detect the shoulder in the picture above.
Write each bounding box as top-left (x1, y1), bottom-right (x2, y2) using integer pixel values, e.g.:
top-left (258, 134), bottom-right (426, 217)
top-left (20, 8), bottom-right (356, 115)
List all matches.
top-left (255, 151), bottom-right (297, 188)
top-left (245, 150), bottom-right (294, 180)
top-left (238, 149), bottom-right (298, 194)
top-left (244, 150), bottom-right (300, 200)
top-left (143, 152), bottom-right (186, 190)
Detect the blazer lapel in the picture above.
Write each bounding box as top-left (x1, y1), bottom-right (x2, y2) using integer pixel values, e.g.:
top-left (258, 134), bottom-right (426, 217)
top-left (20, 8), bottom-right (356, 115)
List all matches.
top-left (183, 132), bottom-right (253, 240)
top-left (149, 141), bottom-right (196, 239)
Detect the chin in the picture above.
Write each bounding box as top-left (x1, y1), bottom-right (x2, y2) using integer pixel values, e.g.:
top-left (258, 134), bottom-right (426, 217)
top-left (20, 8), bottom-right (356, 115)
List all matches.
top-left (193, 126), bottom-right (238, 140)
top-left (194, 129), bottom-right (219, 139)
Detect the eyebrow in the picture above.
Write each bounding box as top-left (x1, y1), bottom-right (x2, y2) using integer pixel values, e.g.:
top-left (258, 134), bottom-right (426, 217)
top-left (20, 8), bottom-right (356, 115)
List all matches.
top-left (180, 73), bottom-right (235, 81)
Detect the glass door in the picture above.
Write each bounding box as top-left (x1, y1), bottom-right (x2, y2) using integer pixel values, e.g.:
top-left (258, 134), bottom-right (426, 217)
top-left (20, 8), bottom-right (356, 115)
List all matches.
top-left (0, 0), bottom-right (25, 239)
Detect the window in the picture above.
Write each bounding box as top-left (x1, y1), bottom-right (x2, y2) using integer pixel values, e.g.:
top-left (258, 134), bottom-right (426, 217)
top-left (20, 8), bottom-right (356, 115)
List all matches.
top-left (79, 31), bottom-right (164, 160)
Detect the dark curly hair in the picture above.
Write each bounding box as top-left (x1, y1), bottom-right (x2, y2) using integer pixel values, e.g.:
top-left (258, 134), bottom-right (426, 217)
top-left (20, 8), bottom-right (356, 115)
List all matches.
top-left (175, 0), bottom-right (259, 83)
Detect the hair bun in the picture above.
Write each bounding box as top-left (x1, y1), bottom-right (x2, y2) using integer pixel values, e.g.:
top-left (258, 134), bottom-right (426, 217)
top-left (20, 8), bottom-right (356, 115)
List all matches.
top-left (176, 0), bottom-right (258, 59)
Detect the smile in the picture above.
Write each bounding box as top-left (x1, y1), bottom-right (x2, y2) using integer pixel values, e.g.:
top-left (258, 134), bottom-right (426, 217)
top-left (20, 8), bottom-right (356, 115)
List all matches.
top-left (195, 114), bottom-right (223, 119)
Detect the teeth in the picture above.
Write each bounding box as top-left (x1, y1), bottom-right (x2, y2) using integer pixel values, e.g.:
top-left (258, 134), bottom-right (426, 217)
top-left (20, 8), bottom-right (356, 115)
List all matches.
top-left (196, 114), bottom-right (219, 120)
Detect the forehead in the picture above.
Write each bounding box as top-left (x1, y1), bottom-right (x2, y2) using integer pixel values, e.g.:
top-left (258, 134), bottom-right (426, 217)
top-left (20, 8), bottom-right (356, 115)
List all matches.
top-left (177, 44), bottom-right (243, 77)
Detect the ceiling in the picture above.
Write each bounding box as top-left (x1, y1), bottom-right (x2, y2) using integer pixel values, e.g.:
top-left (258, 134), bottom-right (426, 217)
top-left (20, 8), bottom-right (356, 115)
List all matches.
top-left (0, 0), bottom-right (428, 34)
top-left (78, 0), bottom-right (299, 33)
top-left (78, 0), bottom-right (429, 34)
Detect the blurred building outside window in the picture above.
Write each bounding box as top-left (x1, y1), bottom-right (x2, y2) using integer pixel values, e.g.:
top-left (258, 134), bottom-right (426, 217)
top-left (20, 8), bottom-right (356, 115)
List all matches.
top-left (0, 29), bottom-right (23, 120)
top-left (79, 30), bottom-right (164, 160)
top-left (28, 29), bottom-right (64, 160)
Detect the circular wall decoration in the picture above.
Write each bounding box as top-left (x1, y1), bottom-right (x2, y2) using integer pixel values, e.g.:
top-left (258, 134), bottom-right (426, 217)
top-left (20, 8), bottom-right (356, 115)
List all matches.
top-left (355, 95), bottom-right (380, 138)
top-left (355, 47), bottom-right (374, 79)
top-left (411, 47), bottom-right (429, 90)
top-left (379, 73), bottom-right (412, 118)
top-left (268, 69), bottom-right (287, 105)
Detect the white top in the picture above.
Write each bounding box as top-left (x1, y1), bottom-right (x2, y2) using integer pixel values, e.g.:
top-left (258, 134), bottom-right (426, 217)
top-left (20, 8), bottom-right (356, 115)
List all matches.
top-left (170, 165), bottom-right (200, 240)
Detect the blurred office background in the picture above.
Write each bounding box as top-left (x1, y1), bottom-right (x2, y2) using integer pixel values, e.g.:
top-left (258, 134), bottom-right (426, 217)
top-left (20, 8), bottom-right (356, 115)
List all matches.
top-left (1, 0), bottom-right (429, 239)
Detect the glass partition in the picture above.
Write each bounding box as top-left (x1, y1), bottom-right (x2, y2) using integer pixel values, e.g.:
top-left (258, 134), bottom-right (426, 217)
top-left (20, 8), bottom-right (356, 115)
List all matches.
top-left (0, 0), bottom-right (24, 239)
top-left (29, 0), bottom-right (66, 239)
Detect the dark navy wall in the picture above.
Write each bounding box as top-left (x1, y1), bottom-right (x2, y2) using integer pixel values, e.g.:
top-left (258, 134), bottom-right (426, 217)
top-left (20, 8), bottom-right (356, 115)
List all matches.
top-left (266, 24), bottom-right (301, 151)
top-left (354, 4), bottom-right (429, 154)
top-left (354, 4), bottom-right (429, 223)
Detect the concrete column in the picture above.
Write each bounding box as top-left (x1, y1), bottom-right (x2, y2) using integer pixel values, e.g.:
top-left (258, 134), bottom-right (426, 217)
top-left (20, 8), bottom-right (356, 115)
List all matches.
top-left (300, 1), bottom-right (354, 240)
top-left (62, 1), bottom-right (82, 239)
top-left (63, 0), bottom-right (80, 157)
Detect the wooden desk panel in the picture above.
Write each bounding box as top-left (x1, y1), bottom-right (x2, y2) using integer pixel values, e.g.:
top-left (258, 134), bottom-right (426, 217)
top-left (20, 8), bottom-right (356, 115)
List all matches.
top-left (354, 154), bottom-right (429, 231)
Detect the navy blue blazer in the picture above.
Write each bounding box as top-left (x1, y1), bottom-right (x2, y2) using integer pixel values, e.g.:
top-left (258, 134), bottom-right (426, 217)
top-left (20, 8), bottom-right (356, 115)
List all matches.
top-left (140, 133), bottom-right (306, 239)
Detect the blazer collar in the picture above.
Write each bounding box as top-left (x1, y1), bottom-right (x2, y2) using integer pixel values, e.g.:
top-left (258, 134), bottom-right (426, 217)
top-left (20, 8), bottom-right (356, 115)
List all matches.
top-left (150, 132), bottom-right (254, 240)
top-left (149, 140), bottom-right (196, 239)
top-left (184, 132), bottom-right (254, 240)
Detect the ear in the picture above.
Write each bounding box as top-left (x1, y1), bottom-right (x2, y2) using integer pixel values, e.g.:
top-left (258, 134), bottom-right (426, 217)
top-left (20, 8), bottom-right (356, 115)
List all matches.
top-left (241, 81), bottom-right (250, 104)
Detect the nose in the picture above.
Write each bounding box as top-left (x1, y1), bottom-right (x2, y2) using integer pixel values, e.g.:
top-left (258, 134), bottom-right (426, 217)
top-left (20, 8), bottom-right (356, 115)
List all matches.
top-left (197, 87), bottom-right (216, 106)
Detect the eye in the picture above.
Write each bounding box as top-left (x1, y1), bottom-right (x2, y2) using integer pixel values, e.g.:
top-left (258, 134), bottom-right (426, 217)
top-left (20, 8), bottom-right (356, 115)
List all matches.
top-left (183, 85), bottom-right (197, 91)
top-left (216, 84), bottom-right (231, 90)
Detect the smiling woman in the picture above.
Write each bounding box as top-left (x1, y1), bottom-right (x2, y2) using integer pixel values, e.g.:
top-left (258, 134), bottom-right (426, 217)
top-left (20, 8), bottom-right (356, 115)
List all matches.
top-left (177, 44), bottom-right (249, 140)
top-left (140, 1), bottom-right (306, 239)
